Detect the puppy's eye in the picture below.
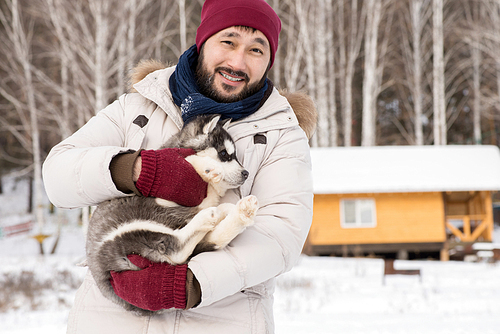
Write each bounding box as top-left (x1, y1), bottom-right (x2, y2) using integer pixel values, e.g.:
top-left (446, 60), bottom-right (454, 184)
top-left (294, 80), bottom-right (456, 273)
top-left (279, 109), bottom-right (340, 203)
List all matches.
top-left (219, 149), bottom-right (231, 161)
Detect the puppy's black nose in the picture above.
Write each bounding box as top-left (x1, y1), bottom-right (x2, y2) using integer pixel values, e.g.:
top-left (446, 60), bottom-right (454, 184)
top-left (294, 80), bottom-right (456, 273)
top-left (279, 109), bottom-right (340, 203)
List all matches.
top-left (242, 170), bottom-right (249, 180)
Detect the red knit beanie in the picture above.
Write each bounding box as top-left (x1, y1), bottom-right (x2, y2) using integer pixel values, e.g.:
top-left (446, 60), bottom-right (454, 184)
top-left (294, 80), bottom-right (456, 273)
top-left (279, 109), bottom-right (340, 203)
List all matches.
top-left (196, 0), bottom-right (281, 68)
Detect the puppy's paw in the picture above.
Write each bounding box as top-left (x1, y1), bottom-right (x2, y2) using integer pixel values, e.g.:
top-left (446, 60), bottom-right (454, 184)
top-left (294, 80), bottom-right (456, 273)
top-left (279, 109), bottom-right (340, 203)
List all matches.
top-left (236, 195), bottom-right (258, 226)
top-left (203, 166), bottom-right (223, 183)
top-left (113, 256), bottom-right (141, 272)
top-left (198, 207), bottom-right (222, 230)
top-left (185, 155), bottom-right (222, 183)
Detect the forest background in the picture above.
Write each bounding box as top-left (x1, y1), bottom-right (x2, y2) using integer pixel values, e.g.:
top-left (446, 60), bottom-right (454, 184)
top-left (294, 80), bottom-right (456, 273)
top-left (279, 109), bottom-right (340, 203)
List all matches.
top-left (1, 0), bottom-right (500, 228)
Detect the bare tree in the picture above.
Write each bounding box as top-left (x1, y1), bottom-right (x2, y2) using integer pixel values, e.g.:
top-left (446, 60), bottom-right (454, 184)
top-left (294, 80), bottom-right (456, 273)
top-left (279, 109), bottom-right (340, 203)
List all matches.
top-left (326, 0), bottom-right (337, 146)
top-left (361, 0), bottom-right (383, 146)
top-left (361, 0), bottom-right (395, 146)
top-left (281, 1), bottom-right (305, 93)
top-left (296, 0), bottom-right (316, 106)
top-left (313, 0), bottom-right (330, 147)
top-left (432, 0), bottom-right (446, 145)
top-left (7, 0), bottom-right (500, 197)
top-left (178, 0), bottom-right (187, 52)
top-left (45, 0), bottom-right (73, 139)
top-left (0, 0), bottom-right (44, 231)
top-left (476, 1), bottom-right (500, 142)
top-left (398, 0), bottom-right (433, 145)
top-left (337, 0), bottom-right (366, 146)
top-left (271, 0), bottom-right (282, 87)
top-left (462, 0), bottom-right (488, 144)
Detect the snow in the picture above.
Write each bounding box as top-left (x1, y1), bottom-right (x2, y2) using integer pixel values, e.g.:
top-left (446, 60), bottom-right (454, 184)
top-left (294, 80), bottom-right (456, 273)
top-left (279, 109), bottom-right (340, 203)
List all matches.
top-left (310, 145), bottom-right (500, 194)
top-left (1, 176), bottom-right (500, 333)
top-left (274, 257), bottom-right (500, 334)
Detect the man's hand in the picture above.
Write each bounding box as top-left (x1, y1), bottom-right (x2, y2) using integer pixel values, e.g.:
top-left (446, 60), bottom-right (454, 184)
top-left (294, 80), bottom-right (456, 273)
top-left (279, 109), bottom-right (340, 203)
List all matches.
top-left (135, 148), bottom-right (207, 206)
top-left (110, 254), bottom-right (188, 311)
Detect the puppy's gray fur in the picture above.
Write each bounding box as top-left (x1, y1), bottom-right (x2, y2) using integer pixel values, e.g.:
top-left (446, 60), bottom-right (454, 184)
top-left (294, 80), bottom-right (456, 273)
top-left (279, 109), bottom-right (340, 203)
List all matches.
top-left (86, 115), bottom-right (258, 316)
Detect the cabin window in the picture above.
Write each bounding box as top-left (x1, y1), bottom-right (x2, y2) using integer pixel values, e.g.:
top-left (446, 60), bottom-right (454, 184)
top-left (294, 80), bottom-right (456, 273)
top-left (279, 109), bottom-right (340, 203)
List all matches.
top-left (340, 199), bottom-right (376, 228)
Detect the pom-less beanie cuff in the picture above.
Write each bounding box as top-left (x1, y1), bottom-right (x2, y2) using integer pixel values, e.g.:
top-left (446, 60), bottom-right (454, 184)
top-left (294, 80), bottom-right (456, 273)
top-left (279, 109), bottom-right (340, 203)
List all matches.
top-left (196, 0), bottom-right (281, 68)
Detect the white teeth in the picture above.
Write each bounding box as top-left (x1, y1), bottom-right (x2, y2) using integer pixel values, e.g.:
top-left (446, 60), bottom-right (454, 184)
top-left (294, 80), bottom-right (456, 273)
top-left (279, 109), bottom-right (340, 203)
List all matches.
top-left (221, 72), bottom-right (243, 82)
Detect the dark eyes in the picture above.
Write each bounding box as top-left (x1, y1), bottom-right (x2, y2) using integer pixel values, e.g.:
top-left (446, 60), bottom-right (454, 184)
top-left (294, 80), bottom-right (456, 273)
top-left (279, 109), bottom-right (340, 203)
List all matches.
top-left (221, 41), bottom-right (263, 55)
top-left (219, 149), bottom-right (232, 162)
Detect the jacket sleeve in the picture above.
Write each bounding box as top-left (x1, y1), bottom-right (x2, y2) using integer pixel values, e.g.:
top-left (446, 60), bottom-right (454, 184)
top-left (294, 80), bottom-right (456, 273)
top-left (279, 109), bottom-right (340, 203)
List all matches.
top-left (188, 127), bottom-right (313, 307)
top-left (42, 95), bottom-right (134, 209)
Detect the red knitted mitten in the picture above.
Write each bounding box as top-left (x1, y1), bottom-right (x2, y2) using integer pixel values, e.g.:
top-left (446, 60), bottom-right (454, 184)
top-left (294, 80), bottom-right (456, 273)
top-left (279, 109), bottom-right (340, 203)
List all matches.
top-left (110, 254), bottom-right (188, 311)
top-left (135, 148), bottom-right (207, 207)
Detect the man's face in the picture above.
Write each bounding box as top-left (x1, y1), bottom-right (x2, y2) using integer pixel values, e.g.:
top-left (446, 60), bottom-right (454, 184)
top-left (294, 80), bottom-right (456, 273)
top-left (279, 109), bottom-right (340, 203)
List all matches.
top-left (195, 26), bottom-right (271, 103)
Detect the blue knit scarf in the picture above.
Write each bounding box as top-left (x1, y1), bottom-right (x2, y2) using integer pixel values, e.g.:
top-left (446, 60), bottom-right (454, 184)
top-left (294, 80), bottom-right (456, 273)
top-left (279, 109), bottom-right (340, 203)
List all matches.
top-left (169, 45), bottom-right (269, 124)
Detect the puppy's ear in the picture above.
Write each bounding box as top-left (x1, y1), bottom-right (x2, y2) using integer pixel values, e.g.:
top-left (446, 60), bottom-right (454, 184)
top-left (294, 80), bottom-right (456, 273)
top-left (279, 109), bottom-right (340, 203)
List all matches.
top-left (220, 118), bottom-right (231, 130)
top-left (181, 119), bottom-right (199, 138)
top-left (203, 115), bottom-right (221, 134)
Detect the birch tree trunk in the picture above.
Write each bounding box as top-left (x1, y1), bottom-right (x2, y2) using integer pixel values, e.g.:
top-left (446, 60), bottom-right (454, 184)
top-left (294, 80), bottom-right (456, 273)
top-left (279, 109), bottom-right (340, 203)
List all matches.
top-left (271, 0), bottom-right (281, 87)
top-left (178, 0), bottom-right (187, 52)
top-left (283, 3), bottom-right (303, 93)
top-left (472, 42), bottom-right (482, 144)
top-left (465, 1), bottom-right (483, 145)
top-left (314, 0), bottom-right (330, 147)
top-left (462, 0), bottom-right (500, 143)
top-left (338, 0), bottom-right (366, 146)
top-left (127, 0), bottom-right (138, 74)
top-left (337, 0), bottom-right (348, 145)
top-left (411, 0), bottom-right (425, 145)
top-left (326, 0), bottom-right (337, 146)
top-left (399, 0), bottom-right (432, 145)
top-left (432, 0), bottom-right (446, 145)
top-left (117, 1), bottom-right (130, 96)
top-left (361, 0), bottom-right (382, 146)
top-left (10, 0), bottom-right (45, 231)
top-left (46, 0), bottom-right (72, 139)
top-left (91, 0), bottom-right (109, 113)
top-left (296, 0), bottom-right (317, 145)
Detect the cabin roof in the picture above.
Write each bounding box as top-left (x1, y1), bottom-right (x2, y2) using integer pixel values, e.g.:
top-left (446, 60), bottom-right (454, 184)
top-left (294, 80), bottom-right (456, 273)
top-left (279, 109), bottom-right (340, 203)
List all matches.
top-left (310, 145), bottom-right (500, 194)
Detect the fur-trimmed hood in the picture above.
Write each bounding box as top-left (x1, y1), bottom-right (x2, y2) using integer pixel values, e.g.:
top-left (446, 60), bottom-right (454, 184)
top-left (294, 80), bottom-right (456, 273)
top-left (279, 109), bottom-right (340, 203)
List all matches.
top-left (129, 60), bottom-right (318, 139)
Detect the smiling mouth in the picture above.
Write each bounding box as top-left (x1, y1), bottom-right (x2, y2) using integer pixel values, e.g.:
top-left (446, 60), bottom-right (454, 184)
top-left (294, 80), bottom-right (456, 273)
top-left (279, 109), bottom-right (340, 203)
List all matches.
top-left (220, 71), bottom-right (244, 82)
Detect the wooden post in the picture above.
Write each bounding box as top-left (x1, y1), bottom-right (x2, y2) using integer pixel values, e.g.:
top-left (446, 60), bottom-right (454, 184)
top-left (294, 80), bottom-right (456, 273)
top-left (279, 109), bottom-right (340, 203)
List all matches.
top-left (32, 234), bottom-right (51, 255)
top-left (463, 216), bottom-right (471, 240)
top-left (440, 241), bottom-right (449, 261)
top-left (484, 191), bottom-right (494, 241)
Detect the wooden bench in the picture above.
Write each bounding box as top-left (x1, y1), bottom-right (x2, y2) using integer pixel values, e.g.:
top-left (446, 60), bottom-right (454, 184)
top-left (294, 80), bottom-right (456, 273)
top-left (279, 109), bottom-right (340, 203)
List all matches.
top-left (383, 259), bottom-right (421, 284)
top-left (0, 220), bottom-right (34, 238)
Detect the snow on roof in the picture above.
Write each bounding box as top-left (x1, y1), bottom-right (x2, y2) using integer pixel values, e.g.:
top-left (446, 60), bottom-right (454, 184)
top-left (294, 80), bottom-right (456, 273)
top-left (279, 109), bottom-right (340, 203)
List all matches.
top-left (310, 145), bottom-right (500, 194)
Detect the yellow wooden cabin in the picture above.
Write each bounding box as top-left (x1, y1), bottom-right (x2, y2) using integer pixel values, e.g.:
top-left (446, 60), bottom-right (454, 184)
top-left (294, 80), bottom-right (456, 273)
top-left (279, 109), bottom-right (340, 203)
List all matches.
top-left (306, 145), bottom-right (500, 259)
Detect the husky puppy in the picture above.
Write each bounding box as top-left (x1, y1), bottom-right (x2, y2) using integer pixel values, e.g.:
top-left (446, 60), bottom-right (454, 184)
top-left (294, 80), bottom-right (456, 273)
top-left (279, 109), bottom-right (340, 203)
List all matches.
top-left (86, 114), bottom-right (259, 316)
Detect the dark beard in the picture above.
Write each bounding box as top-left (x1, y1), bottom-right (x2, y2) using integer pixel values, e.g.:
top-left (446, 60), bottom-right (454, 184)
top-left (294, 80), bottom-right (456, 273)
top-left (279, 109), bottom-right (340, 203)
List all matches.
top-left (195, 48), bottom-right (268, 103)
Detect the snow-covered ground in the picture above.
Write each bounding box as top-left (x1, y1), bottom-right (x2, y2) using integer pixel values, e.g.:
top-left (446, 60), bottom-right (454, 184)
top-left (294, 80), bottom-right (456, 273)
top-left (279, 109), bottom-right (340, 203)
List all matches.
top-left (274, 257), bottom-right (500, 334)
top-left (1, 176), bottom-right (500, 334)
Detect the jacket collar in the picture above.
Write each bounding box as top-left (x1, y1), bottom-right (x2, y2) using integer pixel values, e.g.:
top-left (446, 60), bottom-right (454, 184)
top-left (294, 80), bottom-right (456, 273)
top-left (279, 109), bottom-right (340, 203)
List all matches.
top-left (132, 66), bottom-right (299, 138)
top-left (133, 66), bottom-right (184, 130)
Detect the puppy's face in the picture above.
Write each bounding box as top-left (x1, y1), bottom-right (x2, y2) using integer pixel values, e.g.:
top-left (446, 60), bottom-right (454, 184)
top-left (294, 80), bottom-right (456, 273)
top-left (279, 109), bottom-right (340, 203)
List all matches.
top-left (180, 115), bottom-right (249, 189)
top-left (196, 141), bottom-right (248, 189)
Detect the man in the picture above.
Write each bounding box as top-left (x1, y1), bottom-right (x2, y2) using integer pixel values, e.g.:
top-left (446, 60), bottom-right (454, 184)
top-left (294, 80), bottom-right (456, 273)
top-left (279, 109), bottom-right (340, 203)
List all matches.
top-left (43, 0), bottom-right (315, 333)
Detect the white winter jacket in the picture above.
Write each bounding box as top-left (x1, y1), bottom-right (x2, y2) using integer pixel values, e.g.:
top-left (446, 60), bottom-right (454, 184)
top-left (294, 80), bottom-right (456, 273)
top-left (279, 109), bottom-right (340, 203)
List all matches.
top-left (43, 66), bottom-right (314, 334)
